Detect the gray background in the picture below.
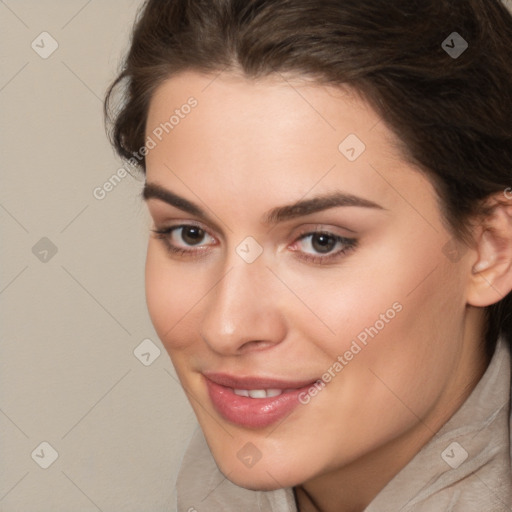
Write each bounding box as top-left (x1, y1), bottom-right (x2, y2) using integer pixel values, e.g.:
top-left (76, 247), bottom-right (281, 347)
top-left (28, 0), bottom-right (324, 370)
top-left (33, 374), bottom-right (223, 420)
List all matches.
top-left (1, 1), bottom-right (512, 511)
top-left (1, 1), bottom-right (196, 511)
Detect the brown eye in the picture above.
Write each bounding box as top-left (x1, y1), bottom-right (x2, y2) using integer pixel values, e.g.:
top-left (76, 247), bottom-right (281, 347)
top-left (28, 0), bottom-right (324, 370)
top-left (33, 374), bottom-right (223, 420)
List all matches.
top-left (181, 226), bottom-right (206, 245)
top-left (151, 224), bottom-right (216, 256)
top-left (292, 230), bottom-right (357, 265)
top-left (310, 233), bottom-right (337, 253)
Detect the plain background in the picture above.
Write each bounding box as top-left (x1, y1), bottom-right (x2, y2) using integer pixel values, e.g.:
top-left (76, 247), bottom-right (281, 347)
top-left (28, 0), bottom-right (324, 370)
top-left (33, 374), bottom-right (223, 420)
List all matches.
top-left (2, 1), bottom-right (512, 511)
top-left (1, 1), bottom-right (196, 511)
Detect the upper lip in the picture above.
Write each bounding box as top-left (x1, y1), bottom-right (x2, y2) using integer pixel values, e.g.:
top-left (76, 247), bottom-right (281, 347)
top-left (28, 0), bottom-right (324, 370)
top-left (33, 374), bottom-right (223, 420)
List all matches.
top-left (203, 372), bottom-right (319, 390)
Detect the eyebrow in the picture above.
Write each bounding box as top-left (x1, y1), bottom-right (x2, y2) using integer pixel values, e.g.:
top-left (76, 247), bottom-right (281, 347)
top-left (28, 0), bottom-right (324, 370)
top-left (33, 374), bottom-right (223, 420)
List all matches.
top-left (141, 182), bottom-right (384, 226)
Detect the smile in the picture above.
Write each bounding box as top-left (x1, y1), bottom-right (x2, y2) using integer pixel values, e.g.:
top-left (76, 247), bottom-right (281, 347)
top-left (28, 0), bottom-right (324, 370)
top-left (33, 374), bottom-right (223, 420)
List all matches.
top-left (232, 388), bottom-right (295, 398)
top-left (203, 373), bottom-right (319, 429)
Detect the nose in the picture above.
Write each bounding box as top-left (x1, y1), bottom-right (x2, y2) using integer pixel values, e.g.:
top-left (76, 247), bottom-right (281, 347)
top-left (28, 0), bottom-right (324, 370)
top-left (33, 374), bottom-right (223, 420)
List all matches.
top-left (198, 257), bottom-right (287, 355)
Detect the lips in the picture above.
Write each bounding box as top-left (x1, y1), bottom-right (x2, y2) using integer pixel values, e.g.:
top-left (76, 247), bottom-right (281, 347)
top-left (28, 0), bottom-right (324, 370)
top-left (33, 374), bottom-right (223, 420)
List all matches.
top-left (203, 372), bottom-right (318, 429)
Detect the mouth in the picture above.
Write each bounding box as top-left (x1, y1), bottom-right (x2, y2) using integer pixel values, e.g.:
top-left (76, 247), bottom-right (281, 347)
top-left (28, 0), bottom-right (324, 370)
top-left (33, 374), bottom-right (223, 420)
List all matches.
top-left (203, 372), bottom-right (319, 429)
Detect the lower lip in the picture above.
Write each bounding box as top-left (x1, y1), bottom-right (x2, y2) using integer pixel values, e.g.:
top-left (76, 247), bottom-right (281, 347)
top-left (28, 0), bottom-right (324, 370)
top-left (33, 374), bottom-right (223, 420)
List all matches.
top-left (205, 378), bottom-right (312, 429)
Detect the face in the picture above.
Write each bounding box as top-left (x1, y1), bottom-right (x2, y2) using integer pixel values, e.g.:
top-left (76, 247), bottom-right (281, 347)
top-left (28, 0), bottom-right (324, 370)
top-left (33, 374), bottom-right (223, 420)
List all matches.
top-left (143, 70), bottom-right (477, 490)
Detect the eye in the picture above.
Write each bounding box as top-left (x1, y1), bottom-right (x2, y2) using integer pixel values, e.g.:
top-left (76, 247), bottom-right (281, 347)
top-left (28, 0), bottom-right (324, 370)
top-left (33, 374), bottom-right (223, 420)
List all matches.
top-left (151, 224), bottom-right (357, 265)
top-left (291, 230), bottom-right (357, 264)
top-left (172, 225), bottom-right (210, 246)
top-left (151, 224), bottom-right (216, 257)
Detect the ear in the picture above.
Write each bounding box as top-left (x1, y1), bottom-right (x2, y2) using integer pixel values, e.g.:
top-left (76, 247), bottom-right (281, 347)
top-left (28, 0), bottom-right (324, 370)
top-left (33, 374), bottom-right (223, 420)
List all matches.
top-left (467, 192), bottom-right (512, 307)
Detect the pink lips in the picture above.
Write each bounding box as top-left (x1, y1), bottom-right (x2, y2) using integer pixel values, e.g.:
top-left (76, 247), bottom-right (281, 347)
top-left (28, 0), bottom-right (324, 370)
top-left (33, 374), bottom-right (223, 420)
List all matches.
top-left (203, 373), bottom-right (318, 429)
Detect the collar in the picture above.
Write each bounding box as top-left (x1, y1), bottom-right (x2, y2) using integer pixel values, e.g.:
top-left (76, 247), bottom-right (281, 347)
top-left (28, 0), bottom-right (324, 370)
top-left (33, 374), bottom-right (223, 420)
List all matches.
top-left (367, 336), bottom-right (511, 511)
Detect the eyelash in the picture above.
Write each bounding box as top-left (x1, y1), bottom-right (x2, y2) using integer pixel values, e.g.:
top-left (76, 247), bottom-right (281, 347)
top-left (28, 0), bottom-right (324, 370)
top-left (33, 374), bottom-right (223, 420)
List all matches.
top-left (150, 224), bottom-right (357, 265)
top-left (290, 228), bottom-right (357, 264)
top-left (151, 224), bottom-right (213, 261)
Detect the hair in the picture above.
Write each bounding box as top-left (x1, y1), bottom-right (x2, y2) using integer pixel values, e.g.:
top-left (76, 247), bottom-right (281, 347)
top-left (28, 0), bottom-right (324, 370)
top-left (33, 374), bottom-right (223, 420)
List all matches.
top-left (104, 0), bottom-right (512, 356)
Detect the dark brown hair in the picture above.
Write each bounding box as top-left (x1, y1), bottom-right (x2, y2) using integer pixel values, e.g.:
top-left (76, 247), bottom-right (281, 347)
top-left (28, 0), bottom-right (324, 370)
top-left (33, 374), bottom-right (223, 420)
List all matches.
top-left (104, 0), bottom-right (512, 354)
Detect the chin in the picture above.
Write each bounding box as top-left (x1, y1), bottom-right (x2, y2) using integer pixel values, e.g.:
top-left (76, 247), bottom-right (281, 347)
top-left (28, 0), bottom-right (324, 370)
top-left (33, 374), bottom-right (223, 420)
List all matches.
top-left (212, 451), bottom-right (304, 491)
top-left (223, 470), bottom-right (292, 492)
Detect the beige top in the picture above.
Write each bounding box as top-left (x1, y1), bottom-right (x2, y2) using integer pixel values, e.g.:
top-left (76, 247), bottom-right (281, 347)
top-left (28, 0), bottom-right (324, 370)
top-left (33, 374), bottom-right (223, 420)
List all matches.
top-left (175, 337), bottom-right (512, 511)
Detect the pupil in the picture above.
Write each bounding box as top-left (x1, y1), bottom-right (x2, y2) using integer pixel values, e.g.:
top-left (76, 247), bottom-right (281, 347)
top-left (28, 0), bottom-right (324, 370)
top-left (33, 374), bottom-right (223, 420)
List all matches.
top-left (183, 227), bottom-right (204, 245)
top-left (312, 233), bottom-right (335, 253)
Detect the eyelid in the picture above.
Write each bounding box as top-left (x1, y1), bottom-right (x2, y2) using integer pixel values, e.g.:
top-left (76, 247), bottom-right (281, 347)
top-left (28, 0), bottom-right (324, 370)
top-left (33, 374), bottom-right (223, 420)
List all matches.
top-left (152, 221), bottom-right (358, 266)
top-left (290, 223), bottom-right (357, 242)
top-left (289, 229), bottom-right (357, 263)
top-left (152, 219), bottom-right (216, 237)
top-left (146, 201), bottom-right (227, 239)
top-left (150, 223), bottom-right (216, 261)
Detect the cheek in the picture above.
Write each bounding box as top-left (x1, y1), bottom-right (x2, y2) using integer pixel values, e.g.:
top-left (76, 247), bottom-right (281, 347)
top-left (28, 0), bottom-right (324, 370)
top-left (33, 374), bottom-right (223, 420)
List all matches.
top-left (342, 261), bottom-right (465, 419)
top-left (298, 238), bottom-right (466, 404)
top-left (144, 241), bottom-right (206, 351)
top-left (280, 266), bottom-right (464, 465)
top-left (311, 230), bottom-right (464, 350)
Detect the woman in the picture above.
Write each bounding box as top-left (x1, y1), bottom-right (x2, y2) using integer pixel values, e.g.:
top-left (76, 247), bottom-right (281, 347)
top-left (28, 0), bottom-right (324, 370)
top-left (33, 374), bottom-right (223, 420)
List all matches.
top-left (104, 1), bottom-right (512, 510)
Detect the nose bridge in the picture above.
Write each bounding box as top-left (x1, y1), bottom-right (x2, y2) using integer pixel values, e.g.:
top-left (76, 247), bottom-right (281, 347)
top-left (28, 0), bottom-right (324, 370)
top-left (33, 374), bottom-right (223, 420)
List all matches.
top-left (198, 253), bottom-right (285, 353)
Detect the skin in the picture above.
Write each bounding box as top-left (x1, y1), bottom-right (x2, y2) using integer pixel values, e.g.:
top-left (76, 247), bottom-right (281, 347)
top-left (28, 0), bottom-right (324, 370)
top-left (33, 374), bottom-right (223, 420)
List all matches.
top-left (141, 70), bottom-right (510, 512)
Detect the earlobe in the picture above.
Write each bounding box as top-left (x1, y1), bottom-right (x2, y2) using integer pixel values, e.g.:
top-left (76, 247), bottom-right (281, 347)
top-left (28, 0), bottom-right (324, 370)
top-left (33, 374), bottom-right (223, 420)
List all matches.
top-left (467, 198), bottom-right (512, 308)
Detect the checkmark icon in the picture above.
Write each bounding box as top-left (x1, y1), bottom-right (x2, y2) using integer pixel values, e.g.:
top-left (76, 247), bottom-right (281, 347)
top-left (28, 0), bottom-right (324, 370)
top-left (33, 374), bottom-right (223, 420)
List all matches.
top-left (338, 134), bottom-right (366, 161)
top-left (236, 236), bottom-right (263, 263)
top-left (237, 442), bottom-right (262, 468)
top-left (31, 441), bottom-right (59, 469)
top-left (134, 338), bottom-right (161, 366)
top-left (32, 237), bottom-right (58, 262)
top-left (441, 441), bottom-right (468, 469)
top-left (31, 31), bottom-right (59, 59)
top-left (441, 32), bottom-right (468, 59)
top-left (441, 238), bottom-right (468, 263)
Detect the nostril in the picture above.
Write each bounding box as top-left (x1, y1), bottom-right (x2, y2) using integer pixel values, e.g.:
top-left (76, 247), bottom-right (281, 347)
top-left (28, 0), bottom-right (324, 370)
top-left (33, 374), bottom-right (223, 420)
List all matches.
top-left (199, 331), bottom-right (273, 352)
top-left (239, 339), bottom-right (276, 353)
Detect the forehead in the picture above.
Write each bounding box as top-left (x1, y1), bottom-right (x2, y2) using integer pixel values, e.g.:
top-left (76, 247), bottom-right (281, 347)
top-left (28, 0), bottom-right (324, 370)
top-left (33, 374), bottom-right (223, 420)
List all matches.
top-left (144, 70), bottom-right (433, 215)
top-left (146, 69), bottom-right (398, 154)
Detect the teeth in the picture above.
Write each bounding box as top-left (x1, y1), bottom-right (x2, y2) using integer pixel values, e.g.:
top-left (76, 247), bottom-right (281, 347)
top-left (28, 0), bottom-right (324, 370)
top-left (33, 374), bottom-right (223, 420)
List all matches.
top-left (266, 388), bottom-right (284, 397)
top-left (248, 389), bottom-right (267, 399)
top-left (233, 388), bottom-right (284, 398)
